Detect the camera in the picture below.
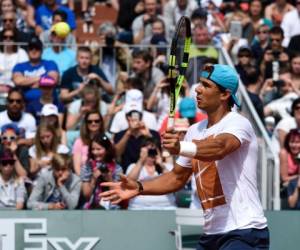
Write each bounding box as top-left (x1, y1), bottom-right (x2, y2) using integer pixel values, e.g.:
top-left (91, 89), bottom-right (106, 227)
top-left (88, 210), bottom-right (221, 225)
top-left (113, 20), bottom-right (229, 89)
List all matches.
top-left (272, 50), bottom-right (281, 60)
top-left (295, 153), bottom-right (300, 164)
top-left (98, 163), bottom-right (109, 174)
top-left (88, 78), bottom-right (101, 87)
top-left (273, 79), bottom-right (284, 88)
top-left (105, 34), bottom-right (115, 47)
top-left (148, 148), bottom-right (158, 157)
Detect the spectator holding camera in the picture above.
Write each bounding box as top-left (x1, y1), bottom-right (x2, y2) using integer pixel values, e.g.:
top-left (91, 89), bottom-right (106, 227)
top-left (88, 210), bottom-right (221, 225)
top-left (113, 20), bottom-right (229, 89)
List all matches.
top-left (66, 84), bottom-right (108, 131)
top-left (81, 133), bottom-right (122, 209)
top-left (280, 129), bottom-right (300, 186)
top-left (260, 26), bottom-right (290, 81)
top-left (114, 104), bottom-right (161, 172)
top-left (72, 111), bottom-right (105, 176)
top-left (126, 137), bottom-right (175, 210)
top-left (12, 36), bottom-right (59, 103)
top-left (262, 78), bottom-right (298, 120)
top-left (60, 46), bottom-right (113, 103)
top-left (97, 22), bottom-right (131, 91)
top-left (0, 149), bottom-right (26, 210)
top-left (27, 153), bottom-right (81, 210)
top-left (0, 123), bottom-right (29, 177)
top-left (281, 53), bottom-right (300, 92)
top-left (132, 0), bottom-right (169, 44)
top-left (109, 89), bottom-right (157, 135)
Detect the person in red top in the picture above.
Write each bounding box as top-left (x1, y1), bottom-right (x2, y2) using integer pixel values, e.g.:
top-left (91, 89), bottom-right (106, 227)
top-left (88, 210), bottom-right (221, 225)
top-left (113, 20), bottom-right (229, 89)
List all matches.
top-left (159, 97), bottom-right (207, 135)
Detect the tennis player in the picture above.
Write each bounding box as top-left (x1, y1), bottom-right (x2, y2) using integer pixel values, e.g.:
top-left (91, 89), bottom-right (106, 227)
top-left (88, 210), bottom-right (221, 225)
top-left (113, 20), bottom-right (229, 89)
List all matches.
top-left (101, 64), bottom-right (269, 250)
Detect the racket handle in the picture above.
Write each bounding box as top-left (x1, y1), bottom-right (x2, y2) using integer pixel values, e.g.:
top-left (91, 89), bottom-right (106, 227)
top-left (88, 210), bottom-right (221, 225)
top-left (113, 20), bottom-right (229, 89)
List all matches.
top-left (168, 116), bottom-right (175, 129)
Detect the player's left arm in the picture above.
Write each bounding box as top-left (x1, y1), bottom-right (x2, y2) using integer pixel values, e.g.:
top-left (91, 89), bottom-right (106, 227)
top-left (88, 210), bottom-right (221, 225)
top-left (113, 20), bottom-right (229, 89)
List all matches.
top-left (163, 129), bottom-right (241, 161)
top-left (193, 133), bottom-right (241, 162)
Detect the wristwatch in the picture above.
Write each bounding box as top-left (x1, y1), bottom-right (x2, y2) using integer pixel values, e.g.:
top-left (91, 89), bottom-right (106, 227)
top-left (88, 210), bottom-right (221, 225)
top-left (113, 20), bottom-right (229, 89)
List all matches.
top-left (136, 181), bottom-right (144, 194)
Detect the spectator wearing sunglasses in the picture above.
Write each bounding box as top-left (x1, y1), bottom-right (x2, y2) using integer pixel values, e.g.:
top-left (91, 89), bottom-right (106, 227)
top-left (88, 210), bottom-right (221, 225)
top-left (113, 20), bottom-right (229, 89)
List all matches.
top-left (0, 88), bottom-right (36, 146)
top-left (251, 24), bottom-right (270, 66)
top-left (72, 111), bottom-right (105, 176)
top-left (0, 11), bottom-right (31, 49)
top-left (0, 28), bottom-right (28, 100)
top-left (260, 26), bottom-right (290, 81)
top-left (0, 149), bottom-right (26, 210)
top-left (0, 123), bottom-right (29, 177)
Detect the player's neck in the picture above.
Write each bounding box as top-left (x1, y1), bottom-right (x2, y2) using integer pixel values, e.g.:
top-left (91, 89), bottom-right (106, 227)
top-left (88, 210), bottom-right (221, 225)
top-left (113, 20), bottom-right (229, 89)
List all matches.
top-left (207, 108), bottom-right (230, 128)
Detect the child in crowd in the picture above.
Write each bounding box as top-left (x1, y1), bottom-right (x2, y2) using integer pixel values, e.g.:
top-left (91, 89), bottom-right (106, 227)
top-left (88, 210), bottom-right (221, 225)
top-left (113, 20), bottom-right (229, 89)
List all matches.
top-left (29, 123), bottom-right (69, 179)
top-left (0, 149), bottom-right (26, 209)
top-left (81, 133), bottom-right (122, 209)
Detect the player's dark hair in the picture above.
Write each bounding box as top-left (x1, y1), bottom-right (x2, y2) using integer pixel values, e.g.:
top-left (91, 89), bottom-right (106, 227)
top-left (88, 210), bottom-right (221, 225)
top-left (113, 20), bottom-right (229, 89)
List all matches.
top-left (216, 84), bottom-right (235, 108)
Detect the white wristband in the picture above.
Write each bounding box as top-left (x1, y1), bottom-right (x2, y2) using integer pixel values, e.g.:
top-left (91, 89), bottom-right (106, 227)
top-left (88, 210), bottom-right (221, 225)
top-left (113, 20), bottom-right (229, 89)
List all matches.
top-left (179, 141), bottom-right (197, 158)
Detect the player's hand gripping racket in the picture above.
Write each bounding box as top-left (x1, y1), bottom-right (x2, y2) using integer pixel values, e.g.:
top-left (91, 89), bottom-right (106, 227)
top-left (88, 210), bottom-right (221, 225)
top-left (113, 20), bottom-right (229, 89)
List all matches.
top-left (167, 16), bottom-right (191, 128)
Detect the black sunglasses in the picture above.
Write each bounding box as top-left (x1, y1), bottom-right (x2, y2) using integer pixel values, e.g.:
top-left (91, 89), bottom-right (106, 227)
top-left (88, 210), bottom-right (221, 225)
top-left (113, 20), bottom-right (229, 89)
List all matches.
top-left (1, 160), bottom-right (15, 166)
top-left (8, 98), bottom-right (22, 104)
top-left (3, 18), bottom-right (14, 23)
top-left (238, 53), bottom-right (251, 58)
top-left (87, 119), bottom-right (101, 124)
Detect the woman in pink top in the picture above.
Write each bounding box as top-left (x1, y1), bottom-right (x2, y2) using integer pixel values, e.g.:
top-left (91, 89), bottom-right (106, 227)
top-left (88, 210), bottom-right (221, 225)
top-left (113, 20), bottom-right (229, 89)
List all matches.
top-left (280, 129), bottom-right (300, 186)
top-left (72, 111), bottom-right (104, 176)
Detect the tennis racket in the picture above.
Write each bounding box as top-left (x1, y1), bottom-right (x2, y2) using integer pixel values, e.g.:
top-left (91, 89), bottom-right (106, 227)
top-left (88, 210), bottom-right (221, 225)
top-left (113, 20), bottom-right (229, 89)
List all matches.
top-left (167, 16), bottom-right (191, 128)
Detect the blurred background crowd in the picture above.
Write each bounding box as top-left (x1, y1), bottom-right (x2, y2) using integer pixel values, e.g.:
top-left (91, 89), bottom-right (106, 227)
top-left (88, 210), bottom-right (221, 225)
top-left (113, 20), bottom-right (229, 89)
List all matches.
top-left (1, 0), bottom-right (300, 211)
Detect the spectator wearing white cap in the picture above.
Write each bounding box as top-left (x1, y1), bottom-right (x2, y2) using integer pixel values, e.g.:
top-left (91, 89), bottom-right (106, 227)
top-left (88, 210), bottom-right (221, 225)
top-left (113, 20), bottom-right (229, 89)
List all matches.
top-left (109, 89), bottom-right (157, 135)
top-left (40, 104), bottom-right (67, 146)
top-left (113, 105), bottom-right (161, 172)
top-left (26, 76), bottom-right (64, 125)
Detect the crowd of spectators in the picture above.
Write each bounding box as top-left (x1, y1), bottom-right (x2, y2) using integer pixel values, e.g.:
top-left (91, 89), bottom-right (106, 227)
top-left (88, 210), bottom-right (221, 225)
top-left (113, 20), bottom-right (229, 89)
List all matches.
top-left (1, 0), bottom-right (300, 210)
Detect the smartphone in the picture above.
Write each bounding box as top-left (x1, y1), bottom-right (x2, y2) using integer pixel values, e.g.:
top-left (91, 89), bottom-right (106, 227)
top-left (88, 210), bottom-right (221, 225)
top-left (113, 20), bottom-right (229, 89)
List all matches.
top-left (229, 21), bottom-right (242, 39)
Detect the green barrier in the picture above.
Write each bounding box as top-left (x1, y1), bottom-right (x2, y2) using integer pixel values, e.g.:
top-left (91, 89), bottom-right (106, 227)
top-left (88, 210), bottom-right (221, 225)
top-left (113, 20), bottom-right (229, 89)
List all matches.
top-left (0, 210), bottom-right (298, 250)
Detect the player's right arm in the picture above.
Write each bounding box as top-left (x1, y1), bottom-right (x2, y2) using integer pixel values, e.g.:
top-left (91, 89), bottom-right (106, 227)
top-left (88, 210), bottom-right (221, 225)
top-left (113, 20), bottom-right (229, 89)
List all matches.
top-left (100, 164), bottom-right (192, 204)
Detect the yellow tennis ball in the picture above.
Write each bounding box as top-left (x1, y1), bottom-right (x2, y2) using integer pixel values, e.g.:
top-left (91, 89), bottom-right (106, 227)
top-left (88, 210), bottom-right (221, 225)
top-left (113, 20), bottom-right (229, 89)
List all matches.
top-left (52, 22), bottom-right (70, 39)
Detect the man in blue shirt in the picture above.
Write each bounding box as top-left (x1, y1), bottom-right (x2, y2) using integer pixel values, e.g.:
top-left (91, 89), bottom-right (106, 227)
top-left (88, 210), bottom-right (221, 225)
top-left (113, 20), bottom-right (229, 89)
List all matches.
top-left (35, 0), bottom-right (76, 32)
top-left (12, 36), bottom-right (59, 103)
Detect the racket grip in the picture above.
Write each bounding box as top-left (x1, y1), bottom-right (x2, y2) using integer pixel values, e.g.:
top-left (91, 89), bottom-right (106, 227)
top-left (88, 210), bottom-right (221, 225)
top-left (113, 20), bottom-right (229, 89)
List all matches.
top-left (167, 116), bottom-right (175, 129)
